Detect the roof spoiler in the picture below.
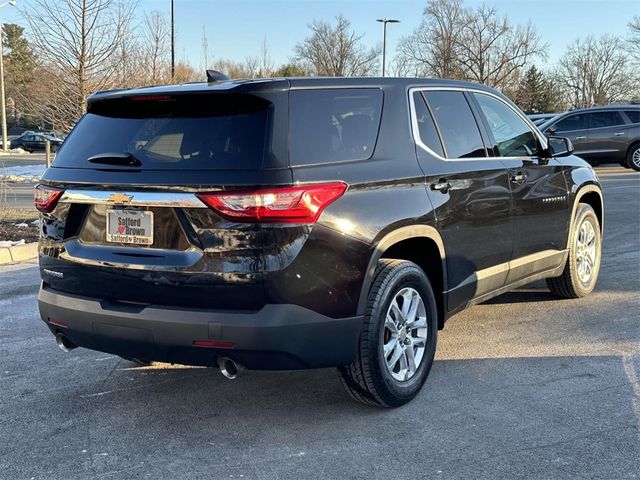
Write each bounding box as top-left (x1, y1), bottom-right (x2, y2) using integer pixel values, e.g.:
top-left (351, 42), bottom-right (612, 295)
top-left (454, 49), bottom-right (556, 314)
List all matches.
top-left (206, 70), bottom-right (230, 83)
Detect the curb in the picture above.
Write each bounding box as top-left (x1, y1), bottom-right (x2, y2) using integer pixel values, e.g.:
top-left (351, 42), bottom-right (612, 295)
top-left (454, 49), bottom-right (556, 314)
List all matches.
top-left (0, 242), bottom-right (38, 265)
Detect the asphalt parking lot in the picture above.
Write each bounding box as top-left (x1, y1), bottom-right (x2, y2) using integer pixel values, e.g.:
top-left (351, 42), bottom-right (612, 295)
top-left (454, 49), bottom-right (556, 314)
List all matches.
top-left (0, 168), bottom-right (638, 480)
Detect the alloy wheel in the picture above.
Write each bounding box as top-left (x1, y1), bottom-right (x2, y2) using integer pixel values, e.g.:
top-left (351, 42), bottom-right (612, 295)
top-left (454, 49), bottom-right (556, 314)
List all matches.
top-left (632, 147), bottom-right (640, 169)
top-left (382, 287), bottom-right (428, 382)
top-left (575, 218), bottom-right (597, 284)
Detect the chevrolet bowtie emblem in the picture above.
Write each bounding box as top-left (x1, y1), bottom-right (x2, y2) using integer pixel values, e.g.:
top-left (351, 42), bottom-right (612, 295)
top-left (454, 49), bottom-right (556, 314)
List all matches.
top-left (107, 193), bottom-right (133, 204)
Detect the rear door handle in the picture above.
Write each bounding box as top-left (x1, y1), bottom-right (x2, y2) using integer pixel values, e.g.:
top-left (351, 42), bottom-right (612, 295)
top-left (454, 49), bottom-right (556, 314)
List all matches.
top-left (574, 136), bottom-right (586, 140)
top-left (613, 132), bottom-right (625, 136)
top-left (430, 179), bottom-right (451, 193)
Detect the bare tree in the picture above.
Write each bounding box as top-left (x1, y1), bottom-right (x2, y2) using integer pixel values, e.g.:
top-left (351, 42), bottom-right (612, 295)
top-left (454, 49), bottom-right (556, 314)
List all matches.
top-left (258, 35), bottom-right (273, 77)
top-left (113, 1), bottom-right (141, 88)
top-left (556, 35), bottom-right (636, 107)
top-left (143, 10), bottom-right (169, 84)
top-left (395, 0), bottom-right (465, 77)
top-left (629, 15), bottom-right (640, 60)
top-left (395, 0), bottom-right (546, 89)
top-left (23, 0), bottom-right (135, 129)
top-left (455, 5), bottom-right (547, 88)
top-left (201, 26), bottom-right (210, 71)
top-left (294, 15), bottom-right (379, 76)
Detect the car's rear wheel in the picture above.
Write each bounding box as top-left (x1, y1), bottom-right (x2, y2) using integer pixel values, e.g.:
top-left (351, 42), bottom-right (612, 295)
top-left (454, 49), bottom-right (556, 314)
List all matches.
top-left (626, 143), bottom-right (640, 172)
top-left (547, 203), bottom-right (601, 298)
top-left (338, 259), bottom-right (437, 407)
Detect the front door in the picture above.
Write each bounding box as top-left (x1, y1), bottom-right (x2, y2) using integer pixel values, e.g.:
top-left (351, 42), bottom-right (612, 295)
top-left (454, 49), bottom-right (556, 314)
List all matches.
top-left (471, 92), bottom-right (570, 285)
top-left (545, 113), bottom-right (591, 161)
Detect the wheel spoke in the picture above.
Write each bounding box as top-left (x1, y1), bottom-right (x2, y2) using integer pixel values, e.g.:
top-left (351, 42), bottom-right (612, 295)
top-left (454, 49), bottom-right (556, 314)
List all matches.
top-left (406, 292), bottom-right (419, 324)
top-left (390, 301), bottom-right (403, 323)
top-left (385, 316), bottom-right (398, 334)
top-left (398, 347), bottom-right (409, 377)
top-left (405, 345), bottom-right (417, 373)
top-left (387, 343), bottom-right (403, 370)
top-left (383, 338), bottom-right (397, 357)
top-left (400, 289), bottom-right (413, 317)
top-left (407, 315), bottom-right (427, 329)
top-left (411, 335), bottom-right (427, 348)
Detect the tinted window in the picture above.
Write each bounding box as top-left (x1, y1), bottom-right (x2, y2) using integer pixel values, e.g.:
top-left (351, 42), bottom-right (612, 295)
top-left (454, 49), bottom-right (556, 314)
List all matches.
top-left (474, 93), bottom-right (540, 157)
top-left (54, 94), bottom-right (271, 170)
top-left (625, 110), bottom-right (640, 124)
top-left (587, 111), bottom-right (625, 129)
top-left (553, 114), bottom-right (587, 133)
top-left (412, 92), bottom-right (444, 157)
top-left (424, 91), bottom-right (485, 159)
top-left (290, 89), bottom-right (382, 165)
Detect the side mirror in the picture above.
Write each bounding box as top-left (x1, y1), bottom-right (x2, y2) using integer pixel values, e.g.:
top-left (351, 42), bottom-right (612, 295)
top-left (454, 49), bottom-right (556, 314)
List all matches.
top-left (547, 136), bottom-right (574, 157)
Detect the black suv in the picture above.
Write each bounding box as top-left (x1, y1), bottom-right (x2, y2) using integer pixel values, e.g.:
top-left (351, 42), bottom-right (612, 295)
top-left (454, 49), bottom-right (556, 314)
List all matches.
top-left (539, 105), bottom-right (640, 170)
top-left (36, 77), bottom-right (603, 407)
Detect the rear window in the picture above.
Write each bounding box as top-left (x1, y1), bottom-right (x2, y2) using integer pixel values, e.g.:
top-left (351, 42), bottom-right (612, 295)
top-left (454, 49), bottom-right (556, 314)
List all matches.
top-left (423, 91), bottom-right (486, 159)
top-left (587, 111), bottom-right (625, 129)
top-left (53, 93), bottom-right (272, 170)
top-left (624, 110), bottom-right (640, 124)
top-left (290, 88), bottom-right (382, 165)
top-left (412, 92), bottom-right (444, 157)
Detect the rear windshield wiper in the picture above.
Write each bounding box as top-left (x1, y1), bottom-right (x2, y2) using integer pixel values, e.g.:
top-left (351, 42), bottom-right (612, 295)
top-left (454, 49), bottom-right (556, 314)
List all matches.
top-left (88, 152), bottom-right (142, 167)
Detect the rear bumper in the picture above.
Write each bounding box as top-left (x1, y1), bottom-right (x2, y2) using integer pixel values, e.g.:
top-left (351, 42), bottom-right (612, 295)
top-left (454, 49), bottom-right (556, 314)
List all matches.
top-left (38, 285), bottom-right (363, 370)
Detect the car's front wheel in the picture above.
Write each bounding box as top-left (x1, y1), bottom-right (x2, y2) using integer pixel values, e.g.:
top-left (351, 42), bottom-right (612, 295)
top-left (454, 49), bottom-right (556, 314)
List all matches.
top-left (547, 203), bottom-right (601, 298)
top-left (338, 259), bottom-right (438, 407)
top-left (627, 143), bottom-right (640, 172)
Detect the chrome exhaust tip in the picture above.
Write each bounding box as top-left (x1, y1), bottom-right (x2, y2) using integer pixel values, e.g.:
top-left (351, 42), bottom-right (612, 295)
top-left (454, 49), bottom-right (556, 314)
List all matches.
top-left (55, 333), bottom-right (76, 352)
top-left (217, 356), bottom-right (242, 380)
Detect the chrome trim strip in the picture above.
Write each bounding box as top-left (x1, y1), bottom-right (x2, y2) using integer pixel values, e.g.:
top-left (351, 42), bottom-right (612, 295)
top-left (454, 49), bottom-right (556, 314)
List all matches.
top-left (408, 86), bottom-right (549, 162)
top-left (59, 190), bottom-right (208, 208)
top-left (60, 240), bottom-right (204, 270)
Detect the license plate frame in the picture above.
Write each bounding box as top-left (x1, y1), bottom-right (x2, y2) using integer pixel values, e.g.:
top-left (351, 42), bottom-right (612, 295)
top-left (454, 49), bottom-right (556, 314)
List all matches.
top-left (106, 209), bottom-right (154, 245)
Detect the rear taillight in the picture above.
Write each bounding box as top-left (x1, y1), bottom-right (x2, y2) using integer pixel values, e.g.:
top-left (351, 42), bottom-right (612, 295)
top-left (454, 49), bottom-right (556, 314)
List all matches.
top-left (34, 184), bottom-right (65, 213)
top-left (196, 182), bottom-right (347, 224)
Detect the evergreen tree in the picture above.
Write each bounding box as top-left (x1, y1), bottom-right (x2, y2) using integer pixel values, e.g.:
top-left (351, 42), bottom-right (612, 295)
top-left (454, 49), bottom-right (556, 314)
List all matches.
top-left (514, 66), bottom-right (560, 114)
top-left (2, 24), bottom-right (38, 128)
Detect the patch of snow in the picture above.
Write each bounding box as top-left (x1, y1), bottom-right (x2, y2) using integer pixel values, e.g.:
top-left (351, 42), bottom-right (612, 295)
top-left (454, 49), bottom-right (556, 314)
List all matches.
top-left (14, 223), bottom-right (29, 228)
top-left (0, 163), bottom-right (46, 183)
top-left (0, 239), bottom-right (26, 247)
top-left (30, 219), bottom-right (40, 226)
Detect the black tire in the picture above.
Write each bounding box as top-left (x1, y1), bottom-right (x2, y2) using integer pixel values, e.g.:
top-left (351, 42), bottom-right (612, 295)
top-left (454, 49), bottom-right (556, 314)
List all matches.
top-left (338, 259), bottom-right (438, 407)
top-left (626, 143), bottom-right (640, 172)
top-left (546, 203), bottom-right (601, 298)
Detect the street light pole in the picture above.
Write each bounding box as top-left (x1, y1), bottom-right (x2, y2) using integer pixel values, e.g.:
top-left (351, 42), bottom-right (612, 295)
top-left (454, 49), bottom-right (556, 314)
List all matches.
top-left (376, 18), bottom-right (399, 77)
top-left (0, 0), bottom-right (16, 153)
top-left (170, 0), bottom-right (175, 81)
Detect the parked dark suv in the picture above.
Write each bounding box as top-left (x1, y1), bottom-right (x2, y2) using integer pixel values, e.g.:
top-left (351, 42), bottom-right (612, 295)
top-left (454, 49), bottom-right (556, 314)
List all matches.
top-left (36, 77), bottom-right (603, 407)
top-left (539, 105), bottom-right (640, 170)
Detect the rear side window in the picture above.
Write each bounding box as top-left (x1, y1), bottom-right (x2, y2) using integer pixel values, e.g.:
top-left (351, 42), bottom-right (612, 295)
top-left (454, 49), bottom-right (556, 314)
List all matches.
top-left (423, 91), bottom-right (486, 159)
top-left (554, 114), bottom-right (587, 132)
top-left (587, 111), bottom-right (625, 129)
top-left (624, 110), bottom-right (640, 124)
top-left (474, 93), bottom-right (540, 157)
top-left (290, 88), bottom-right (382, 165)
top-left (53, 93), bottom-right (272, 170)
top-left (412, 92), bottom-right (444, 157)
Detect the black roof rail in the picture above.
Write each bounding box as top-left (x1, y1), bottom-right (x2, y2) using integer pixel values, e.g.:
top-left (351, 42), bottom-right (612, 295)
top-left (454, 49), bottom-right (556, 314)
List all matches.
top-left (206, 70), bottom-right (230, 83)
